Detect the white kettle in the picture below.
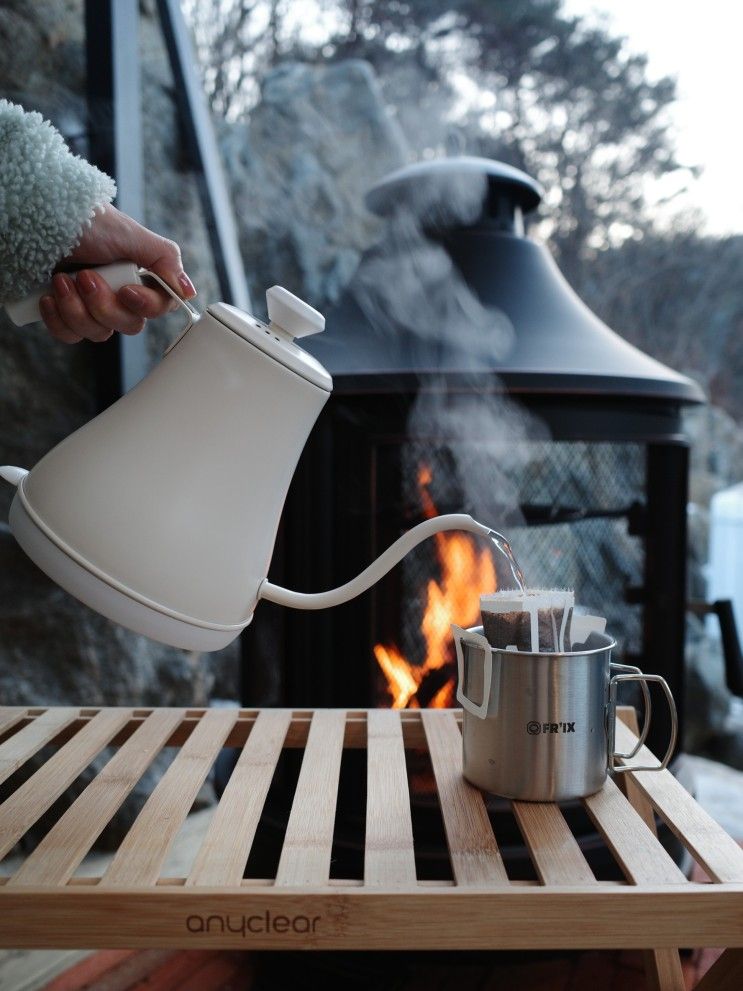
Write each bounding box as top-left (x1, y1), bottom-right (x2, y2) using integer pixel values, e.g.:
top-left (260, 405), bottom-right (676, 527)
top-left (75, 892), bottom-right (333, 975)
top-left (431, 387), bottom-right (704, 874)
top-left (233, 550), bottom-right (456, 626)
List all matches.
top-left (1, 267), bottom-right (493, 651)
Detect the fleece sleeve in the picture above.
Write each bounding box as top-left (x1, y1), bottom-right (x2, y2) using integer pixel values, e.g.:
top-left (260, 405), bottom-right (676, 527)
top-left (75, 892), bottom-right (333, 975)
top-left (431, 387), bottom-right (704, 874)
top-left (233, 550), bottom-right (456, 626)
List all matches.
top-left (0, 99), bottom-right (117, 304)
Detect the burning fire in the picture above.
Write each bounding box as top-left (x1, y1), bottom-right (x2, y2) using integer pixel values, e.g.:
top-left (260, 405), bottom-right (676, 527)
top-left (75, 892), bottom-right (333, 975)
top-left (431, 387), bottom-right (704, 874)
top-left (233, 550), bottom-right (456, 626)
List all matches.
top-left (374, 465), bottom-right (496, 708)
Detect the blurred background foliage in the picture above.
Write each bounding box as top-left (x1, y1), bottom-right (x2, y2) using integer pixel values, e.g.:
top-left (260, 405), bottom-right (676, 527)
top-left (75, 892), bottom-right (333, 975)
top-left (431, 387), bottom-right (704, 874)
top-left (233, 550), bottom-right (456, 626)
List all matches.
top-left (184, 0), bottom-right (742, 421)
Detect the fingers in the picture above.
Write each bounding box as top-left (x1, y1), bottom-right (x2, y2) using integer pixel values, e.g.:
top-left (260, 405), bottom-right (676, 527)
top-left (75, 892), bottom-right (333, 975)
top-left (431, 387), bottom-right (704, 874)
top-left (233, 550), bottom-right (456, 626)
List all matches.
top-left (45, 203), bottom-right (198, 345)
top-left (45, 274), bottom-right (112, 343)
top-left (128, 228), bottom-right (196, 302)
top-left (41, 271), bottom-right (145, 344)
top-left (117, 284), bottom-right (179, 321)
top-left (61, 205), bottom-right (197, 315)
top-left (39, 295), bottom-right (83, 344)
top-left (63, 205), bottom-right (197, 304)
top-left (74, 270), bottom-right (146, 335)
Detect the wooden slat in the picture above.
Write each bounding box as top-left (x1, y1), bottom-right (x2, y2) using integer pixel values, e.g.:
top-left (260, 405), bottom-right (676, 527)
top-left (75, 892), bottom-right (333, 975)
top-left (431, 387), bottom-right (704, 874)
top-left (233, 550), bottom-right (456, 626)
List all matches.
top-left (614, 718), bottom-right (743, 883)
top-left (616, 710), bottom-right (685, 991)
top-left (0, 707), bottom-right (28, 739)
top-left (9, 710), bottom-right (184, 886)
top-left (0, 708), bottom-right (78, 785)
top-left (364, 709), bottom-right (416, 886)
top-left (421, 710), bottom-right (508, 886)
top-left (642, 948), bottom-right (685, 991)
top-left (187, 708), bottom-right (291, 886)
top-left (101, 708), bottom-right (240, 887)
top-left (512, 802), bottom-right (595, 886)
top-left (583, 777), bottom-right (687, 885)
top-left (615, 708), bottom-right (656, 831)
top-left (0, 708), bottom-right (133, 860)
top-left (275, 710), bottom-right (346, 886)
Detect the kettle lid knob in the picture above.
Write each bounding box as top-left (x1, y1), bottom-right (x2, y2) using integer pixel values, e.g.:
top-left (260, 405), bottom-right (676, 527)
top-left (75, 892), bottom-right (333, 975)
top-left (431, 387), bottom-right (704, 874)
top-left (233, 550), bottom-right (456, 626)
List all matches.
top-left (266, 286), bottom-right (325, 340)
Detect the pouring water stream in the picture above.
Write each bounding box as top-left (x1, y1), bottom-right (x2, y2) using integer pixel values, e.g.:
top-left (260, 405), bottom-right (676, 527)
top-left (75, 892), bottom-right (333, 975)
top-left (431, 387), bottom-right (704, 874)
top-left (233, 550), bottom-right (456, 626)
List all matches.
top-left (489, 530), bottom-right (526, 593)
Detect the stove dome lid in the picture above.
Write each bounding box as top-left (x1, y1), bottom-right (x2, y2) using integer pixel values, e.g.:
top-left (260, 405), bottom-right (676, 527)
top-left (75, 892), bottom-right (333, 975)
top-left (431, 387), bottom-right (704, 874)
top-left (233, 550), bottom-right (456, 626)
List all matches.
top-left (306, 157), bottom-right (705, 406)
top-left (365, 156), bottom-right (543, 218)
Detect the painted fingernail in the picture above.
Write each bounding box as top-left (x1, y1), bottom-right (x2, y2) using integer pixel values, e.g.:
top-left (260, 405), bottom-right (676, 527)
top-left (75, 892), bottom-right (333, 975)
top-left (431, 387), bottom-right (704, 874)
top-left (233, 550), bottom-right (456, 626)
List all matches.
top-left (178, 272), bottom-right (196, 298)
top-left (52, 274), bottom-right (72, 298)
top-left (77, 270), bottom-right (97, 295)
top-left (119, 286), bottom-right (146, 312)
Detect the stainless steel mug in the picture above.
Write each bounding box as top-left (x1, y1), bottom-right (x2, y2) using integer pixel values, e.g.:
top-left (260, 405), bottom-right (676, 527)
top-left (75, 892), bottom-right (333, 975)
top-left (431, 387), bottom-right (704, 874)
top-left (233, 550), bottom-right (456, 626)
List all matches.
top-left (453, 625), bottom-right (677, 801)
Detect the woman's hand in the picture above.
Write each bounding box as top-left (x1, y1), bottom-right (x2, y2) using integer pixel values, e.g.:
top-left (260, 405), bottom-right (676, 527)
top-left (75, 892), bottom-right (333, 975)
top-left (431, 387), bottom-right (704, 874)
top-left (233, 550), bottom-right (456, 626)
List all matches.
top-left (39, 205), bottom-right (196, 344)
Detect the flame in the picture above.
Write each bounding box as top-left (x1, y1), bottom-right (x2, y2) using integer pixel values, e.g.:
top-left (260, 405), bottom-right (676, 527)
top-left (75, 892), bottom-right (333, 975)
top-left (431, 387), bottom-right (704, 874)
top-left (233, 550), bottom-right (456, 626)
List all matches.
top-left (374, 465), bottom-right (496, 708)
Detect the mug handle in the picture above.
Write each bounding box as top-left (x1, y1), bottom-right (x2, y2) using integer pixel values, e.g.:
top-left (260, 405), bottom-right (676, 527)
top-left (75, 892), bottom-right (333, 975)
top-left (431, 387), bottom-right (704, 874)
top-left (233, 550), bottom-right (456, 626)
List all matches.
top-left (452, 625), bottom-right (493, 720)
top-left (608, 673), bottom-right (678, 773)
top-left (609, 662), bottom-right (652, 759)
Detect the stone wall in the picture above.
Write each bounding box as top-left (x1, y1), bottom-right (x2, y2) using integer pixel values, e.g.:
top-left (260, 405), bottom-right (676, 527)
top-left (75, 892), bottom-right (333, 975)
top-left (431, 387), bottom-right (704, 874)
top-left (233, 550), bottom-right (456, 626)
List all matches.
top-left (0, 1), bottom-right (227, 722)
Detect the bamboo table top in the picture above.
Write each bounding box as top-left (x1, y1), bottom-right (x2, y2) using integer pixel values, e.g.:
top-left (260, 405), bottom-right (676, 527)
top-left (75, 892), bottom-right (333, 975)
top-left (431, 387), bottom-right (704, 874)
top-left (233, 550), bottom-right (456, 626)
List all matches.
top-left (0, 704), bottom-right (742, 957)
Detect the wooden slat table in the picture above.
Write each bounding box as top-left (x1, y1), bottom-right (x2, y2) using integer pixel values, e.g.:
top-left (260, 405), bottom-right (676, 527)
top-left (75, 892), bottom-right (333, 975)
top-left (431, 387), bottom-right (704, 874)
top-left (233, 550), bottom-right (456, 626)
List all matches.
top-left (0, 705), bottom-right (742, 991)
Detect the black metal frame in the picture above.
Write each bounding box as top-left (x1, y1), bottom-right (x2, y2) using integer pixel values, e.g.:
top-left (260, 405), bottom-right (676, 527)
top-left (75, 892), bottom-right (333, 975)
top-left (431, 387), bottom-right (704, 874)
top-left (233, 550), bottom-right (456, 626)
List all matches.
top-left (689, 598), bottom-right (743, 699)
top-left (84, 0), bottom-right (248, 407)
top-left (85, 0), bottom-right (146, 406)
top-left (642, 443), bottom-right (690, 755)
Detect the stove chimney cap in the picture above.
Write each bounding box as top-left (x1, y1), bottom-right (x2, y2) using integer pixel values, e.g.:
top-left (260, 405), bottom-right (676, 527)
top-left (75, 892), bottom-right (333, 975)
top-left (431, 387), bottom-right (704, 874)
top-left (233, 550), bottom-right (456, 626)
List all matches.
top-left (309, 155), bottom-right (705, 411)
top-left (365, 156), bottom-right (543, 219)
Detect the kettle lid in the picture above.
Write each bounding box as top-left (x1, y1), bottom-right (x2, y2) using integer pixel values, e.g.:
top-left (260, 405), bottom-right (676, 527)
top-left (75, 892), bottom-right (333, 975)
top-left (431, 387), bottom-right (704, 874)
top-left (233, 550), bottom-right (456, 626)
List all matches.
top-left (208, 287), bottom-right (333, 392)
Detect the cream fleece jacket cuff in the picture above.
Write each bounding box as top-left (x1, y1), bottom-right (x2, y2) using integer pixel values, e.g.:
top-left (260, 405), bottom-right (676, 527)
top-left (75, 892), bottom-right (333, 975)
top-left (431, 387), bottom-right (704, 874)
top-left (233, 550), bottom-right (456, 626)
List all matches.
top-left (0, 99), bottom-right (116, 304)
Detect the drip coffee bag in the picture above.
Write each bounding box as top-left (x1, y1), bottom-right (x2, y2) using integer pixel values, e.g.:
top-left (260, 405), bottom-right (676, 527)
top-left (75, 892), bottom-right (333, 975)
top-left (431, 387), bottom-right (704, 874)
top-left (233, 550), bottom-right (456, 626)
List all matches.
top-left (480, 589), bottom-right (574, 653)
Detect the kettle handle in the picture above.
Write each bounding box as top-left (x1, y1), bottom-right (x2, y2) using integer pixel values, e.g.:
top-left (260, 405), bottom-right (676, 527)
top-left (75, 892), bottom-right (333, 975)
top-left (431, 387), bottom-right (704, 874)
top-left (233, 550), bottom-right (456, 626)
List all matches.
top-left (141, 269), bottom-right (199, 324)
top-left (3, 262), bottom-right (199, 340)
top-left (5, 261), bottom-right (142, 326)
top-left (258, 514), bottom-right (495, 609)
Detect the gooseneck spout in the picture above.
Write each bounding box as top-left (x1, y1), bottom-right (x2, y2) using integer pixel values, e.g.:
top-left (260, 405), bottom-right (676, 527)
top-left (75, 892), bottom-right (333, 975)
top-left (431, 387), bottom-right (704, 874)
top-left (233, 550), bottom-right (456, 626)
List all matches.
top-left (258, 514), bottom-right (493, 610)
top-left (0, 466), bottom-right (28, 487)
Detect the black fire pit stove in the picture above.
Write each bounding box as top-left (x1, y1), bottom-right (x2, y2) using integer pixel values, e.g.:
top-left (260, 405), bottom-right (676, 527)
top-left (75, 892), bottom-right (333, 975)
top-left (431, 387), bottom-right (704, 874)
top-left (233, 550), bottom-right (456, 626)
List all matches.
top-left (239, 157), bottom-right (704, 881)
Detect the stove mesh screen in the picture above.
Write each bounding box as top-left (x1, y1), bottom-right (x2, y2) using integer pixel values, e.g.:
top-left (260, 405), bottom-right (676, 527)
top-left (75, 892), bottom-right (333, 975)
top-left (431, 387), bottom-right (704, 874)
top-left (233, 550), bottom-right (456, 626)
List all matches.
top-left (384, 441), bottom-right (644, 703)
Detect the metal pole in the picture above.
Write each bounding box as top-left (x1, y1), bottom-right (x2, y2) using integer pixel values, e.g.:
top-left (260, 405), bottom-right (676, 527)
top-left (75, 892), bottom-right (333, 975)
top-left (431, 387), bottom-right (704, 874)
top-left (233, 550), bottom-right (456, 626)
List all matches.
top-left (85, 0), bottom-right (150, 404)
top-left (156, 0), bottom-right (250, 309)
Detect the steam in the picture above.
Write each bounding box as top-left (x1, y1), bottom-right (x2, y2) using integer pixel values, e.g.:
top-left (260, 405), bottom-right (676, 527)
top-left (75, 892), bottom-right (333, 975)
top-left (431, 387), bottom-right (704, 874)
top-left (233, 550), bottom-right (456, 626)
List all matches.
top-left (405, 389), bottom-right (547, 527)
top-left (351, 170), bottom-right (516, 369)
top-left (348, 164), bottom-right (549, 579)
